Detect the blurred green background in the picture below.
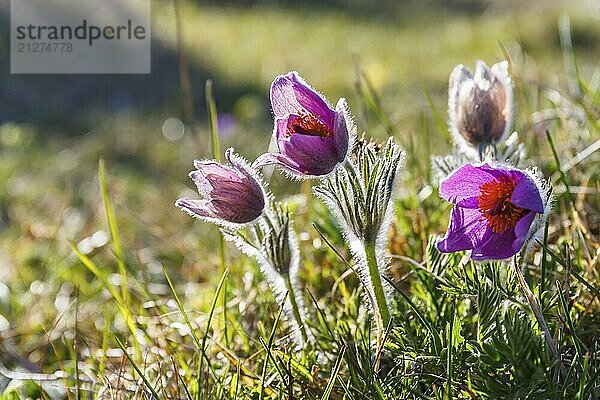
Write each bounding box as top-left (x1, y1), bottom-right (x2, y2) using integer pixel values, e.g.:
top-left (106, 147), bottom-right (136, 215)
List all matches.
top-left (0, 0), bottom-right (598, 389)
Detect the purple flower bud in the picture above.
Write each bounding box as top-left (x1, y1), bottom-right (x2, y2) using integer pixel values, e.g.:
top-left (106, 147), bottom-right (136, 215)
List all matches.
top-left (448, 61), bottom-right (513, 148)
top-left (254, 71), bottom-right (355, 178)
top-left (176, 148), bottom-right (266, 225)
top-left (437, 163), bottom-right (547, 260)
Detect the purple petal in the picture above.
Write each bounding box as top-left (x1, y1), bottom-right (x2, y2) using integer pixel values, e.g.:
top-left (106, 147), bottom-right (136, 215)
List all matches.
top-left (182, 177), bottom-right (264, 222)
top-left (440, 163), bottom-right (497, 204)
top-left (266, 114), bottom-right (339, 176)
top-left (477, 163), bottom-right (521, 181)
top-left (209, 180), bottom-right (262, 206)
top-left (193, 161), bottom-right (239, 181)
top-left (471, 227), bottom-right (517, 260)
top-left (274, 117), bottom-right (289, 143)
top-left (511, 211), bottom-right (536, 252)
top-left (253, 152), bottom-right (307, 175)
top-left (281, 133), bottom-right (338, 174)
top-left (270, 71), bottom-right (334, 124)
top-left (456, 197), bottom-right (479, 209)
top-left (210, 199), bottom-right (263, 223)
top-left (472, 210), bottom-right (535, 260)
top-left (511, 175), bottom-right (544, 213)
top-left (333, 98), bottom-right (350, 161)
top-left (253, 152), bottom-right (281, 169)
top-left (175, 198), bottom-right (216, 219)
top-left (189, 170), bottom-right (213, 196)
top-left (437, 206), bottom-right (489, 253)
top-left (190, 163), bottom-right (246, 195)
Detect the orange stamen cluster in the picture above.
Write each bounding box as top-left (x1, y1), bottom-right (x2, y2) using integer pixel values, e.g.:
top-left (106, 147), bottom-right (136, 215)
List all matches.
top-left (478, 176), bottom-right (528, 234)
top-left (288, 112), bottom-right (333, 140)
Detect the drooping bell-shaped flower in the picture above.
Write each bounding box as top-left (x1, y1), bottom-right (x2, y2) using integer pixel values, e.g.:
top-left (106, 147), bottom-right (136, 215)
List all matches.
top-left (437, 163), bottom-right (548, 260)
top-left (448, 60), bottom-right (513, 151)
top-left (176, 148), bottom-right (266, 226)
top-left (254, 71), bottom-right (355, 178)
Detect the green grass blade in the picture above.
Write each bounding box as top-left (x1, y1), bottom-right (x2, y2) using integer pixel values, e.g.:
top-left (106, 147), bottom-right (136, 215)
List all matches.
top-left (570, 270), bottom-right (600, 299)
top-left (357, 70), bottom-right (405, 147)
top-left (205, 79), bottom-right (229, 347)
top-left (69, 240), bottom-right (141, 359)
top-left (545, 130), bottom-right (575, 207)
top-left (537, 240), bottom-right (600, 298)
top-left (233, 360), bottom-right (241, 399)
top-left (259, 292), bottom-right (287, 400)
top-left (383, 275), bottom-right (442, 353)
top-left (99, 305), bottom-right (110, 377)
top-left (423, 88), bottom-right (451, 144)
top-left (274, 350), bottom-right (314, 384)
top-left (163, 267), bottom-right (202, 348)
top-left (173, 357), bottom-right (194, 400)
top-left (164, 265), bottom-right (219, 394)
top-left (258, 337), bottom-right (285, 384)
top-left (205, 79), bottom-right (221, 162)
top-left (445, 301), bottom-right (455, 400)
top-left (69, 239), bottom-right (120, 302)
top-left (307, 288), bottom-right (336, 342)
top-left (116, 337), bottom-right (160, 399)
top-left (320, 345), bottom-right (345, 400)
top-left (197, 268), bottom-right (229, 400)
top-left (577, 353), bottom-right (590, 399)
top-left (73, 289), bottom-right (81, 400)
top-left (557, 281), bottom-right (583, 360)
top-left (98, 159), bottom-right (128, 306)
top-left (558, 16), bottom-right (580, 97)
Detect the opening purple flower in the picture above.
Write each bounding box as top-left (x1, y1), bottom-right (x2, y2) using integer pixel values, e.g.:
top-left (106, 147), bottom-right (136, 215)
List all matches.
top-left (448, 61), bottom-right (513, 149)
top-left (254, 71), bottom-right (355, 178)
top-left (437, 163), bottom-right (546, 260)
top-left (176, 148), bottom-right (266, 225)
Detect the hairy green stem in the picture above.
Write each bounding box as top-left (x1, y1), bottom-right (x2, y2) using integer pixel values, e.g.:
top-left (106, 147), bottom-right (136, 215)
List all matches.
top-left (365, 241), bottom-right (391, 332)
top-left (511, 258), bottom-right (566, 376)
top-left (284, 275), bottom-right (308, 344)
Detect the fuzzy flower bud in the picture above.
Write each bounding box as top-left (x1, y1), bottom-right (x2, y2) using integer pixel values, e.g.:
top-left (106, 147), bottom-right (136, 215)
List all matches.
top-left (176, 148), bottom-right (266, 226)
top-left (314, 138), bottom-right (404, 333)
top-left (448, 60), bottom-right (513, 150)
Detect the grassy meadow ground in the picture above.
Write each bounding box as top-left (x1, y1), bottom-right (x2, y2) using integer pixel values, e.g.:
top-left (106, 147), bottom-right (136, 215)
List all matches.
top-left (0, 0), bottom-right (599, 398)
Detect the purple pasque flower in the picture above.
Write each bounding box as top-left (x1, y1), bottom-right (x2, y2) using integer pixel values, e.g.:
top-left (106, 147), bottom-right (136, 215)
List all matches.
top-left (437, 163), bottom-right (546, 260)
top-left (448, 60), bottom-right (513, 149)
top-left (176, 148), bottom-right (266, 225)
top-left (254, 71), bottom-right (355, 178)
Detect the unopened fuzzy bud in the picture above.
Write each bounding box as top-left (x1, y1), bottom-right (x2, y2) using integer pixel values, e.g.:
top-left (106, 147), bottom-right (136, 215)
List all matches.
top-left (448, 60), bottom-right (513, 149)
